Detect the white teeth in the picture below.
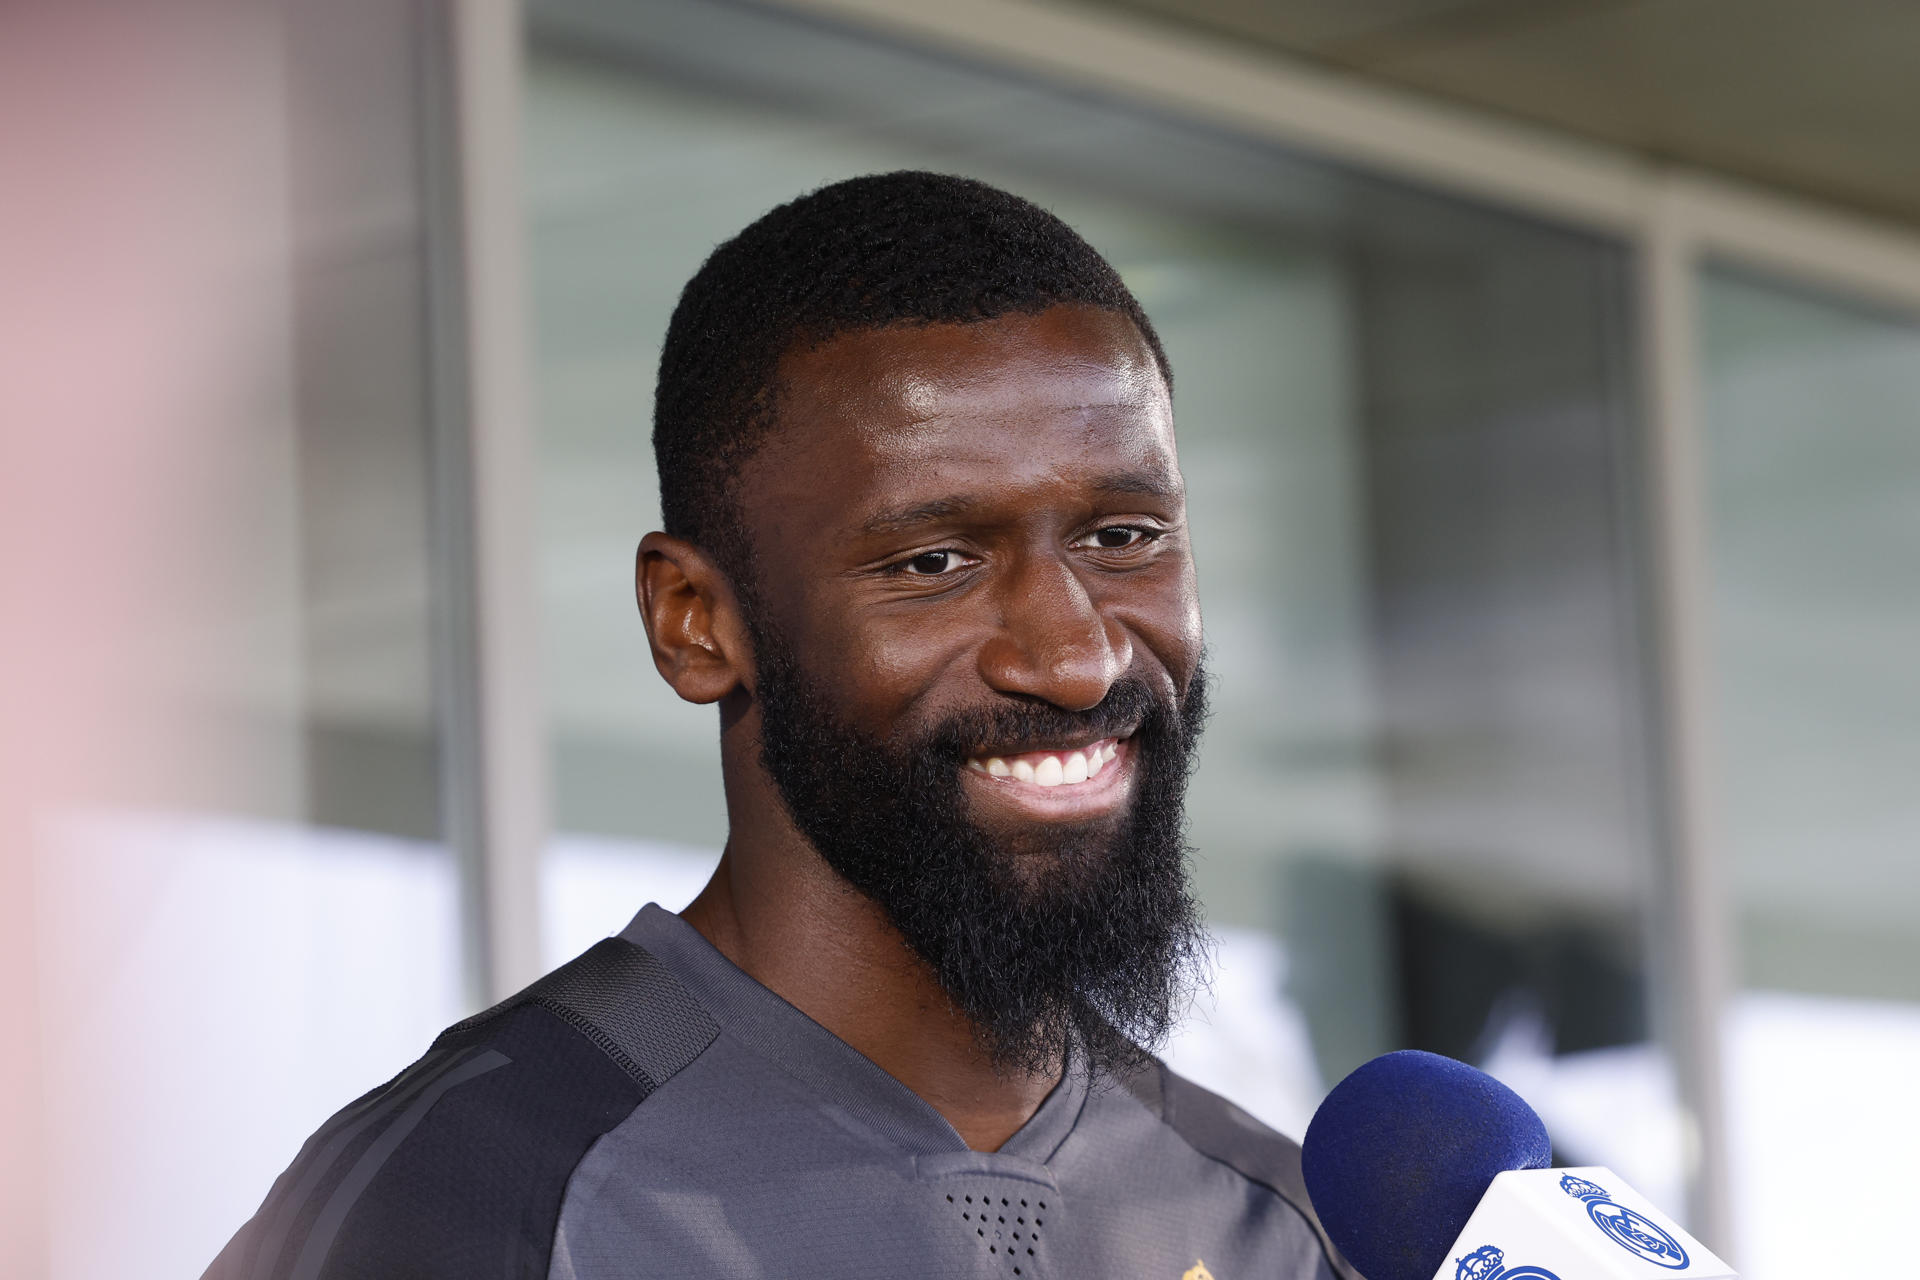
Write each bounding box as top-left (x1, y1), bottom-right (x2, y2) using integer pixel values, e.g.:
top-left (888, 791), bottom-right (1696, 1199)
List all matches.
top-left (972, 741), bottom-right (1122, 787)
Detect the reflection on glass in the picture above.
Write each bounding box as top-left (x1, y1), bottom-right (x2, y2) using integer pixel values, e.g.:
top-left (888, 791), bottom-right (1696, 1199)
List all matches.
top-left (526, 0), bottom-right (1671, 1208)
top-left (1700, 266), bottom-right (1920, 1277)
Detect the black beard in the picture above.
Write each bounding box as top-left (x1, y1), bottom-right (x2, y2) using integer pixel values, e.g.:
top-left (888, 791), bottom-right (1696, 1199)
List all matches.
top-left (751, 623), bottom-right (1210, 1078)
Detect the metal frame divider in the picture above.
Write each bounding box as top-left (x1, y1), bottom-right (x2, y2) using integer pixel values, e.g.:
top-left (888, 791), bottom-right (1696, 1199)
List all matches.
top-left (421, 0), bottom-right (546, 1008)
top-left (1639, 190), bottom-right (1734, 1248)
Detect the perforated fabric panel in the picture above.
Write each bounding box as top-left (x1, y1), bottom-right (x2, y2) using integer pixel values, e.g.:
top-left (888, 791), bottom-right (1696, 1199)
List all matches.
top-left (943, 1181), bottom-right (1054, 1277)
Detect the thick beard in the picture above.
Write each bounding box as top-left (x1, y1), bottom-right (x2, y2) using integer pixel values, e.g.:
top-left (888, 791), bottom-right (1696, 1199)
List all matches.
top-left (751, 622), bottom-right (1210, 1079)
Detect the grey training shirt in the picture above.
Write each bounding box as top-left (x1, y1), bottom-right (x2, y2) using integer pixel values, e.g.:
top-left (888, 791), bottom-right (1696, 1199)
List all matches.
top-left (208, 904), bottom-right (1356, 1280)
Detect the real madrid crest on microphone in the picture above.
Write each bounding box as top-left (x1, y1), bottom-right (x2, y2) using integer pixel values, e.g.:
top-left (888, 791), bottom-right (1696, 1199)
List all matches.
top-left (1452, 1243), bottom-right (1561, 1280)
top-left (1559, 1176), bottom-right (1692, 1270)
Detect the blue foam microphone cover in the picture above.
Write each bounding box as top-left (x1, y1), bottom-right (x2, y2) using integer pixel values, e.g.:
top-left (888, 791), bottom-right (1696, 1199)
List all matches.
top-left (1301, 1050), bottom-right (1552, 1280)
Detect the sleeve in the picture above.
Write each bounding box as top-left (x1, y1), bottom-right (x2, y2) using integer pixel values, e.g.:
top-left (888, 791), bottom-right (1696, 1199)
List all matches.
top-left (204, 939), bottom-right (718, 1280)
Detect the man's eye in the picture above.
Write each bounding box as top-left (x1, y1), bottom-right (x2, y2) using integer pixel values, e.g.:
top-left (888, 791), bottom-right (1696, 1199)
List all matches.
top-left (1090, 526), bottom-right (1153, 549)
top-left (902, 550), bottom-right (962, 576)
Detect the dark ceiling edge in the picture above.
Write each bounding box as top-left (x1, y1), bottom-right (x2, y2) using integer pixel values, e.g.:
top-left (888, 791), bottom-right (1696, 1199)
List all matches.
top-left (1057, 0), bottom-right (1920, 231)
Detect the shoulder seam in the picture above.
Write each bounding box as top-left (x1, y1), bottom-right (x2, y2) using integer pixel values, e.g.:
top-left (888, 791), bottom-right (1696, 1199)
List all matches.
top-left (438, 937), bottom-right (719, 1096)
top-left (526, 996), bottom-right (658, 1093)
top-left (1140, 1091), bottom-right (1327, 1249)
top-left (1120, 1060), bottom-right (1357, 1280)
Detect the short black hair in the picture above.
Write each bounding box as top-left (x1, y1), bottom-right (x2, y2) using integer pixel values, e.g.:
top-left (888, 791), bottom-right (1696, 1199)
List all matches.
top-left (653, 171), bottom-right (1171, 578)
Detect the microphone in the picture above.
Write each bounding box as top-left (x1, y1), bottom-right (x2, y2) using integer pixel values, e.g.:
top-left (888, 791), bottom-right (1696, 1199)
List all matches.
top-left (1300, 1051), bottom-right (1735, 1280)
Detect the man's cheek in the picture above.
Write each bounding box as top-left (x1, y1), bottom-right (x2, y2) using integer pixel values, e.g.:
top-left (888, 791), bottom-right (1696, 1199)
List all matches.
top-left (846, 637), bottom-right (975, 727)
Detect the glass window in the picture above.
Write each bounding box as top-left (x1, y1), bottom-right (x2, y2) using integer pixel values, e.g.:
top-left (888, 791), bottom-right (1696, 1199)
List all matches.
top-left (1699, 265), bottom-right (1920, 1277)
top-left (525, 0), bottom-right (1676, 1214)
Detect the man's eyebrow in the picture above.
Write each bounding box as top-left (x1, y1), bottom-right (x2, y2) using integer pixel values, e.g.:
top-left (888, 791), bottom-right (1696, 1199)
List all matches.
top-left (1090, 470), bottom-right (1182, 500)
top-left (858, 495), bottom-right (977, 536)
top-left (857, 472), bottom-right (1183, 536)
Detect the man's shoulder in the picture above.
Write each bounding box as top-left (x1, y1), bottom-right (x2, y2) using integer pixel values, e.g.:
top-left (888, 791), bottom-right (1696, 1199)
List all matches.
top-left (1113, 1057), bottom-right (1360, 1280)
top-left (206, 938), bottom-right (719, 1280)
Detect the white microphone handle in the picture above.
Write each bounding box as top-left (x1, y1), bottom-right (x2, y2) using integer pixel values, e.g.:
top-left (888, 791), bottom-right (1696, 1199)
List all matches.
top-left (1431, 1167), bottom-right (1737, 1280)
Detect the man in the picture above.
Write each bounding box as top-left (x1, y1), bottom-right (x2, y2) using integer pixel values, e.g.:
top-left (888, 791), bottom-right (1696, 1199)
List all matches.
top-left (209, 172), bottom-right (1355, 1280)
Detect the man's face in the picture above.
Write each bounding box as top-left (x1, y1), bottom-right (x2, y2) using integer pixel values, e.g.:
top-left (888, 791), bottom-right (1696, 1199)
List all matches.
top-left (733, 303), bottom-right (1208, 1072)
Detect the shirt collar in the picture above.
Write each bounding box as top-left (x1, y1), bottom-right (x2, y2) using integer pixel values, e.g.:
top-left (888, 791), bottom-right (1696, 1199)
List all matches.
top-left (620, 903), bottom-right (1090, 1162)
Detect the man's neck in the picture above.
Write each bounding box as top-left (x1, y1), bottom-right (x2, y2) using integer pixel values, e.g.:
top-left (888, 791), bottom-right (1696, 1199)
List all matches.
top-left (679, 845), bottom-right (1061, 1152)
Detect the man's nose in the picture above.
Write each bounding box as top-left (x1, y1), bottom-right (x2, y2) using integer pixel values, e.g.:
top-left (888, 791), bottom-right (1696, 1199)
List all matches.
top-left (976, 555), bottom-right (1131, 712)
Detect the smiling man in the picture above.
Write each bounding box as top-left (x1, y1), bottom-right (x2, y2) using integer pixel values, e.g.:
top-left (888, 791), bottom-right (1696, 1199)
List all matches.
top-left (208, 173), bottom-right (1354, 1280)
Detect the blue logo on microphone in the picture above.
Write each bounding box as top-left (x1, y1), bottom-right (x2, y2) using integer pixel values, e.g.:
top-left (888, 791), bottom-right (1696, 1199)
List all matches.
top-left (1453, 1244), bottom-right (1561, 1280)
top-left (1560, 1176), bottom-right (1690, 1269)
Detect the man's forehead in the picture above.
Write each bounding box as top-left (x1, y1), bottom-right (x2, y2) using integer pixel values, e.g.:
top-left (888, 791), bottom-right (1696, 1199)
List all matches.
top-left (780, 307), bottom-right (1164, 423)
top-left (761, 305), bottom-right (1175, 486)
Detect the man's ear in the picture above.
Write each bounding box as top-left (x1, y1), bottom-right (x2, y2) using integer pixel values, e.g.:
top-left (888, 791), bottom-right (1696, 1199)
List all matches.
top-left (636, 532), bottom-right (753, 704)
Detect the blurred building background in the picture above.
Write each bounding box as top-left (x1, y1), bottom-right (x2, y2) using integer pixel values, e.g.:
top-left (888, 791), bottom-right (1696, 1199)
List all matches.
top-left (3, 2), bottom-right (1917, 1277)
